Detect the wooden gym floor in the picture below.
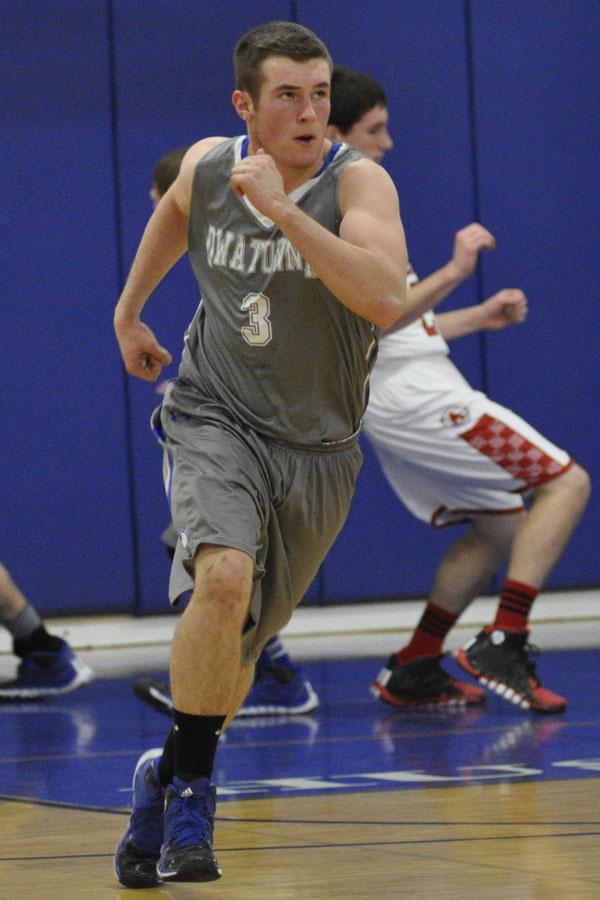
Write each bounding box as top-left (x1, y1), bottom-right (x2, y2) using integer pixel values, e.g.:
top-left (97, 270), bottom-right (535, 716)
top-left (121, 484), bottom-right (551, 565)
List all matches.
top-left (1, 643), bottom-right (599, 897)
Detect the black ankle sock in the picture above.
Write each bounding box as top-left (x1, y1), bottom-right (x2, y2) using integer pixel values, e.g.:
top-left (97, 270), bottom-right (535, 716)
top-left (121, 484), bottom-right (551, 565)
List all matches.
top-left (13, 625), bottom-right (65, 659)
top-left (158, 728), bottom-right (176, 787)
top-left (173, 710), bottom-right (226, 781)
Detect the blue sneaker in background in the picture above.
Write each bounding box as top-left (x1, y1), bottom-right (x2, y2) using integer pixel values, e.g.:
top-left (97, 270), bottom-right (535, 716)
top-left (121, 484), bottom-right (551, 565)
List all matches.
top-left (132, 635), bottom-right (319, 718)
top-left (238, 636), bottom-right (320, 716)
top-left (114, 748), bottom-right (164, 888)
top-left (0, 640), bottom-right (93, 700)
top-left (157, 776), bottom-right (221, 883)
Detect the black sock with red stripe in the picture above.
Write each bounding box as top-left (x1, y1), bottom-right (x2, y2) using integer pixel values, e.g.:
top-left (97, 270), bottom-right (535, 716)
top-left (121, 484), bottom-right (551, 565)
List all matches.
top-left (493, 579), bottom-right (538, 631)
top-left (396, 602), bottom-right (458, 665)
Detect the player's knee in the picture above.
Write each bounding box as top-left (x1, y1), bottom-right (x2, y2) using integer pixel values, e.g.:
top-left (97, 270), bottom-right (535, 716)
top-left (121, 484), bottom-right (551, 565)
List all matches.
top-left (192, 547), bottom-right (252, 617)
top-left (569, 463), bottom-right (591, 507)
top-left (542, 462), bottom-right (591, 510)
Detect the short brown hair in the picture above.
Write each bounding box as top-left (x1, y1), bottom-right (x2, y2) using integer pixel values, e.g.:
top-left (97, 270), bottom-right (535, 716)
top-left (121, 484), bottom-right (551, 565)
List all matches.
top-left (234, 20), bottom-right (332, 102)
top-left (329, 67), bottom-right (387, 134)
top-left (152, 146), bottom-right (188, 197)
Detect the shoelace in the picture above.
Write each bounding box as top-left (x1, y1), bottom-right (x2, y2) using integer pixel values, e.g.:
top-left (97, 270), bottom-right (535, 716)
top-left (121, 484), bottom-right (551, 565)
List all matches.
top-left (168, 791), bottom-right (215, 846)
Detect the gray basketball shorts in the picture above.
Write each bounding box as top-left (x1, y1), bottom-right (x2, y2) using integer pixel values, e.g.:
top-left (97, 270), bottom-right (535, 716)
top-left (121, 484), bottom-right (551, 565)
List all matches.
top-left (153, 388), bottom-right (362, 662)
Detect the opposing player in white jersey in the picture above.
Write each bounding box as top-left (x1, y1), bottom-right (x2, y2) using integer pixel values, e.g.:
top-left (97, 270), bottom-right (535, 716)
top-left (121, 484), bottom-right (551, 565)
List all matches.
top-left (327, 66), bottom-right (590, 714)
top-left (113, 25), bottom-right (407, 887)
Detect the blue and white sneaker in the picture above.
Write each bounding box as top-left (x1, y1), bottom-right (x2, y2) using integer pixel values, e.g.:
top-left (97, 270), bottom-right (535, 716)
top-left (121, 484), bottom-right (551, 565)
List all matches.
top-left (114, 748), bottom-right (164, 888)
top-left (237, 637), bottom-right (319, 716)
top-left (157, 776), bottom-right (222, 883)
top-left (0, 640), bottom-right (93, 700)
top-left (132, 636), bottom-right (319, 718)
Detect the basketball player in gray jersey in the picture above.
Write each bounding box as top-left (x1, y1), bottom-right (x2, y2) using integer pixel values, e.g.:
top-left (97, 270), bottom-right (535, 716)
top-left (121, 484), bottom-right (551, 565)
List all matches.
top-left (133, 147), bottom-right (320, 719)
top-left (175, 136), bottom-right (379, 448)
top-left (114, 21), bottom-right (407, 887)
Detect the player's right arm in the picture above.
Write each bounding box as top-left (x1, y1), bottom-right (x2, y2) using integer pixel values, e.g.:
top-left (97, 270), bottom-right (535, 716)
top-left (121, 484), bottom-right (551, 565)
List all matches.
top-left (114, 137), bottom-right (225, 381)
top-left (385, 222), bottom-right (495, 334)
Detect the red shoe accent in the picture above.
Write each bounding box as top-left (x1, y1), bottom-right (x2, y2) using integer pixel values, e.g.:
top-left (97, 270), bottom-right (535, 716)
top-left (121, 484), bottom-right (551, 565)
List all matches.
top-left (449, 678), bottom-right (486, 704)
top-left (372, 676), bottom-right (484, 709)
top-left (455, 646), bottom-right (566, 713)
top-left (528, 680), bottom-right (566, 713)
top-left (455, 648), bottom-right (479, 680)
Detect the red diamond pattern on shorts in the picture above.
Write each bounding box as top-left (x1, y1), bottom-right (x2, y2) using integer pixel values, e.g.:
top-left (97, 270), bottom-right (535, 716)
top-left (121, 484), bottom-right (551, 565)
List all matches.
top-left (459, 414), bottom-right (563, 487)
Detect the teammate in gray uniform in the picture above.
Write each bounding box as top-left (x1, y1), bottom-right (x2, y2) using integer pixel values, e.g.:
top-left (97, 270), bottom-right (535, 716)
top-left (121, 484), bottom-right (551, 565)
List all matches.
top-left (0, 559), bottom-right (92, 699)
top-left (326, 66), bottom-right (590, 714)
top-left (114, 22), bottom-right (407, 887)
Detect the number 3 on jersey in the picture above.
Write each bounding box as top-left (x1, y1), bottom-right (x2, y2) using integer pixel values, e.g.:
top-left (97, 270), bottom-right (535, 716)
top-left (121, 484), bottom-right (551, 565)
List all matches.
top-left (241, 292), bottom-right (273, 346)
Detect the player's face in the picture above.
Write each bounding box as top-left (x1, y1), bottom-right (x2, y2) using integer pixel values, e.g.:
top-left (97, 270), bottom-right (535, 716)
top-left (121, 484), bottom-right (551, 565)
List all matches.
top-left (342, 104), bottom-right (393, 163)
top-left (246, 56), bottom-right (331, 172)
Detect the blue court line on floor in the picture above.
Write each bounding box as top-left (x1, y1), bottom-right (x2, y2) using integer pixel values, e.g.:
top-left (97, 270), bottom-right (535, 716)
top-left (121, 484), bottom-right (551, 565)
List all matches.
top-left (0, 649), bottom-right (598, 808)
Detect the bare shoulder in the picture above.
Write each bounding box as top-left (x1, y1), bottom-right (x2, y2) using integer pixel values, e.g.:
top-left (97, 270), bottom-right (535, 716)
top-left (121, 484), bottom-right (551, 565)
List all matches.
top-left (342, 156), bottom-right (397, 188)
top-left (339, 157), bottom-right (399, 210)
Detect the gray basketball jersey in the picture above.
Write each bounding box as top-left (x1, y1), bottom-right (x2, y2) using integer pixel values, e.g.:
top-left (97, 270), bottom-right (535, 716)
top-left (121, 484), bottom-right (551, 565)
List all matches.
top-left (178, 136), bottom-right (378, 448)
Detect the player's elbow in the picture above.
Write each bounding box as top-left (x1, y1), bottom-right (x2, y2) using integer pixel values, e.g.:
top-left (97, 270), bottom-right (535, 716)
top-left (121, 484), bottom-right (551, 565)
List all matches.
top-left (373, 287), bottom-right (407, 330)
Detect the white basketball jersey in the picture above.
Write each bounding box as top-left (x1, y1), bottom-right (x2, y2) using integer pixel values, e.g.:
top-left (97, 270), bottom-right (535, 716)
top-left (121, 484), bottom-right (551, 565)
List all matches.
top-left (375, 264), bottom-right (449, 365)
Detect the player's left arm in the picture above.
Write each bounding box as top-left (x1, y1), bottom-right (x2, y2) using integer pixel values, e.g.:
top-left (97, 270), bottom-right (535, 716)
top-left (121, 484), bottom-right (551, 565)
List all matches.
top-left (436, 289), bottom-right (528, 340)
top-left (334, 159), bottom-right (408, 327)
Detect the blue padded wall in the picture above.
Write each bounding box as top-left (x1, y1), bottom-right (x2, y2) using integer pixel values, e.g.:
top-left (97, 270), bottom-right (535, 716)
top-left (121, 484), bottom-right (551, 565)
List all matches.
top-left (297, 0), bottom-right (486, 601)
top-left (111, 1), bottom-right (299, 612)
top-left (469, 1), bottom-right (600, 588)
top-left (299, 0), bottom-right (600, 601)
top-left (2, 1), bottom-right (598, 617)
top-left (2, 2), bottom-right (134, 614)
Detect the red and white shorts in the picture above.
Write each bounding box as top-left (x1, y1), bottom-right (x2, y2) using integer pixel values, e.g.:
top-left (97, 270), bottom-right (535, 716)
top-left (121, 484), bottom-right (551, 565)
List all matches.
top-left (364, 354), bottom-right (572, 527)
